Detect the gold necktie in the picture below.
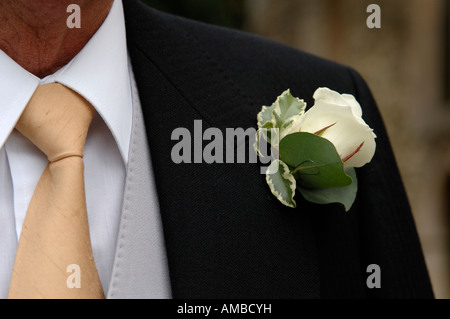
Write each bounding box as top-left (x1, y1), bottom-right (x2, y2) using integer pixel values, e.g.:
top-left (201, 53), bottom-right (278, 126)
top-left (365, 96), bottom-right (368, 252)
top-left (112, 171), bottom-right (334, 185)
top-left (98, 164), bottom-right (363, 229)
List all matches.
top-left (8, 83), bottom-right (104, 299)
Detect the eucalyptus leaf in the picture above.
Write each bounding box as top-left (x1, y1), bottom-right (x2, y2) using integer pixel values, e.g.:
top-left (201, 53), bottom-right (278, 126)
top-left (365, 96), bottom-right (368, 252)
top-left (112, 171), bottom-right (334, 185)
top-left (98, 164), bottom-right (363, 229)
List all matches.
top-left (279, 132), bottom-right (352, 189)
top-left (265, 159), bottom-right (297, 208)
top-left (297, 168), bottom-right (358, 212)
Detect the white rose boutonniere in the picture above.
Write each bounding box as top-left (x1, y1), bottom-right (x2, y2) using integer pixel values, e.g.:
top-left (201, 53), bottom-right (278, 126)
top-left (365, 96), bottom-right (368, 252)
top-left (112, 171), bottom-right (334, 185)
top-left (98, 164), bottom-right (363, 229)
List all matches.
top-left (255, 88), bottom-right (377, 211)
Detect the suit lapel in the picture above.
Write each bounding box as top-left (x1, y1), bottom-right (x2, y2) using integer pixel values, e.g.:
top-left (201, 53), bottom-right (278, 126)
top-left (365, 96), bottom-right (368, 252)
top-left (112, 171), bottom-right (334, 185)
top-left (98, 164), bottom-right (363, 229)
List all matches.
top-left (107, 67), bottom-right (172, 299)
top-left (122, 0), bottom-right (320, 298)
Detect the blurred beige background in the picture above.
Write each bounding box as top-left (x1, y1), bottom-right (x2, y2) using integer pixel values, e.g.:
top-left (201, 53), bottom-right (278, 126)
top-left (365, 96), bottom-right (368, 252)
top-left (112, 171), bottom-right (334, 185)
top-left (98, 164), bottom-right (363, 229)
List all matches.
top-left (245, 0), bottom-right (450, 298)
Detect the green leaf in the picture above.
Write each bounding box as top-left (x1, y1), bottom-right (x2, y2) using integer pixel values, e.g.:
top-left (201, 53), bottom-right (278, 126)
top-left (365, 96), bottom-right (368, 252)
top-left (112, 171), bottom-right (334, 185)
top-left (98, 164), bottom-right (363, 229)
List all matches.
top-left (254, 129), bottom-right (263, 157)
top-left (265, 159), bottom-right (297, 208)
top-left (271, 89), bottom-right (306, 136)
top-left (255, 90), bottom-right (305, 158)
top-left (297, 168), bottom-right (358, 212)
top-left (256, 89), bottom-right (305, 131)
top-left (254, 128), bottom-right (279, 158)
top-left (279, 132), bottom-right (352, 189)
top-left (257, 105), bottom-right (275, 129)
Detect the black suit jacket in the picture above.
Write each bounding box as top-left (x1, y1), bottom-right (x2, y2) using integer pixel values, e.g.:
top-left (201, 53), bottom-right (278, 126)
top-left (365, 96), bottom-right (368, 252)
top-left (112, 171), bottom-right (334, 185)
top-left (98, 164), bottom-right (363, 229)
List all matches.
top-left (122, 0), bottom-right (434, 298)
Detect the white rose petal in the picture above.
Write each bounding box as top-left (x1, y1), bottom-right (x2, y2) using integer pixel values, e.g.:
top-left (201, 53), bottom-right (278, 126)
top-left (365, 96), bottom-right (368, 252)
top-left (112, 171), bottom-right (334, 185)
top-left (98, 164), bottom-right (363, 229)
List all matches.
top-left (285, 87), bottom-right (376, 168)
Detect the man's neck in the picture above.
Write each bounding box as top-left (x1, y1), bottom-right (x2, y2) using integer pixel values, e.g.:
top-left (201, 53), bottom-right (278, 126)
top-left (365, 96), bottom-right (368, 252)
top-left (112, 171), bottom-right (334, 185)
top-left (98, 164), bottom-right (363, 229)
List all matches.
top-left (0, 0), bottom-right (114, 78)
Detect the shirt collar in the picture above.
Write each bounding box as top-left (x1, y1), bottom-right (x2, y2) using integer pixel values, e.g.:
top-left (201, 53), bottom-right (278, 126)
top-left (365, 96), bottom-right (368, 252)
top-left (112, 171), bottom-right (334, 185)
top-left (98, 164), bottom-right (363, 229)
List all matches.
top-left (0, 0), bottom-right (132, 164)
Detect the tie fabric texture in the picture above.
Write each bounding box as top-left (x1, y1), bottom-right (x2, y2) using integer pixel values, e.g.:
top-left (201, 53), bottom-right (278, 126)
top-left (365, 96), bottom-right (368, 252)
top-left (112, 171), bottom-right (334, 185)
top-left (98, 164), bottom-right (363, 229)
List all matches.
top-left (8, 83), bottom-right (104, 299)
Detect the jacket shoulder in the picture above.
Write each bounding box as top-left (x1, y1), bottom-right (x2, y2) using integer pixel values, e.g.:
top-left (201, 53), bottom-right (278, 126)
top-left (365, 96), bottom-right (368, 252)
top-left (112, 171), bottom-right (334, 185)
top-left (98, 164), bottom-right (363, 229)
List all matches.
top-left (124, 0), bottom-right (355, 91)
top-left (124, 0), bottom-right (364, 121)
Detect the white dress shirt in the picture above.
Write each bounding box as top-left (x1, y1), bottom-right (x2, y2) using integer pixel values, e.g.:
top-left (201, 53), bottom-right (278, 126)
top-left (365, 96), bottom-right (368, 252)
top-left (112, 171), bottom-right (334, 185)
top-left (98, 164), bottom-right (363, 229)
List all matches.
top-left (0, 0), bottom-right (132, 297)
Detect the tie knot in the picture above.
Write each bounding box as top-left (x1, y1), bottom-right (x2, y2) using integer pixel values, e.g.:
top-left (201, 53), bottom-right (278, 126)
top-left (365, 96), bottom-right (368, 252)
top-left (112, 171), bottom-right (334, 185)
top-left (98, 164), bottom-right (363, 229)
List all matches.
top-left (16, 83), bottom-right (94, 162)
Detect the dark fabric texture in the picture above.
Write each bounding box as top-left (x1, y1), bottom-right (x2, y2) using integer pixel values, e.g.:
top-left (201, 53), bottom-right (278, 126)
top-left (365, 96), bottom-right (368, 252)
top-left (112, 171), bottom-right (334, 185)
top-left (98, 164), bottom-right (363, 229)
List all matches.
top-left (122, 0), bottom-right (434, 299)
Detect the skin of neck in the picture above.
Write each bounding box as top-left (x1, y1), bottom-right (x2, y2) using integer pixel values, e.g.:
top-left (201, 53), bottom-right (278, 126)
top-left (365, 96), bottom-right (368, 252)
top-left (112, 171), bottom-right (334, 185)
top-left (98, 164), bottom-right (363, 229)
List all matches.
top-left (0, 0), bottom-right (114, 78)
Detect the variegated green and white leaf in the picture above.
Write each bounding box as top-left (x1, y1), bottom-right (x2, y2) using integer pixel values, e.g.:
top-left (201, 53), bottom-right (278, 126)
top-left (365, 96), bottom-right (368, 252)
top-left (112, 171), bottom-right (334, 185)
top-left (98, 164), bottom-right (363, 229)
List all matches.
top-left (257, 104), bottom-right (275, 129)
top-left (266, 159), bottom-right (297, 208)
top-left (254, 127), bottom-right (280, 157)
top-left (272, 89), bottom-right (306, 137)
top-left (253, 129), bottom-right (264, 157)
